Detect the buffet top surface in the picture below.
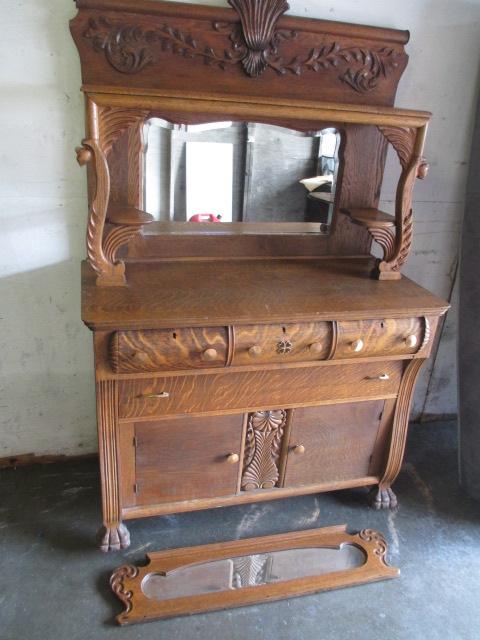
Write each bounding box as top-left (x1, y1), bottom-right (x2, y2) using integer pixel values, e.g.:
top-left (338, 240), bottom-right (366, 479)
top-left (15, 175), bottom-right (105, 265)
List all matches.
top-left (82, 257), bottom-right (450, 330)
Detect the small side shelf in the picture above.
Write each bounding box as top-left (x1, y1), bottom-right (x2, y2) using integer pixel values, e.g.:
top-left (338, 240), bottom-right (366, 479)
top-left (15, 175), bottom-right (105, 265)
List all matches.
top-left (343, 208), bottom-right (395, 230)
top-left (106, 204), bottom-right (154, 227)
top-left (342, 208), bottom-right (397, 279)
top-left (101, 205), bottom-right (154, 284)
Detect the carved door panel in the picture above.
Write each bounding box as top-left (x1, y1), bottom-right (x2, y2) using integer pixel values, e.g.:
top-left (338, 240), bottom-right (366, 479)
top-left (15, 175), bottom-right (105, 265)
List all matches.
top-left (134, 415), bottom-right (244, 505)
top-left (240, 410), bottom-right (288, 491)
top-left (283, 401), bottom-right (386, 487)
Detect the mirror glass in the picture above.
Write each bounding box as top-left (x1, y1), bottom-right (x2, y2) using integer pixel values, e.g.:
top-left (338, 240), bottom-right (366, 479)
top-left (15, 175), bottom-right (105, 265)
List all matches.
top-left (141, 544), bottom-right (365, 601)
top-left (144, 120), bottom-right (341, 233)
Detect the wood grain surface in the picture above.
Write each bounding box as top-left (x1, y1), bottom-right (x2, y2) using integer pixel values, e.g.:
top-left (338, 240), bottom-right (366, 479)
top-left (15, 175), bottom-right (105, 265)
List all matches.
top-left (134, 414), bottom-right (244, 504)
top-left (82, 258), bottom-right (449, 330)
top-left (118, 361), bottom-right (403, 420)
top-left (283, 401), bottom-right (384, 486)
top-left (232, 322), bottom-right (332, 366)
top-left (334, 317), bottom-right (423, 359)
top-left (111, 326), bottom-right (228, 372)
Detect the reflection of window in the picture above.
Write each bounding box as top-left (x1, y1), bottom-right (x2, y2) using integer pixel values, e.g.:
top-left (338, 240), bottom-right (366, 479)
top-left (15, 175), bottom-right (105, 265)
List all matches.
top-left (145, 120), bottom-right (245, 223)
top-left (186, 121), bottom-right (233, 133)
top-left (318, 129), bottom-right (340, 176)
top-left (186, 141), bottom-right (233, 222)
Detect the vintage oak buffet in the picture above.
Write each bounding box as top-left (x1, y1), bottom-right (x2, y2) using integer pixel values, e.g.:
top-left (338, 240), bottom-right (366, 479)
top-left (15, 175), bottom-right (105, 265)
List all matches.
top-left (71, 0), bottom-right (449, 551)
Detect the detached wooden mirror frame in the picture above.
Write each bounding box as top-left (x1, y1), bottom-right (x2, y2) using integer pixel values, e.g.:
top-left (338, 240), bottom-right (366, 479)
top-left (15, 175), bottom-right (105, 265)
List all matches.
top-left (71, 0), bottom-right (449, 552)
top-left (110, 526), bottom-right (399, 624)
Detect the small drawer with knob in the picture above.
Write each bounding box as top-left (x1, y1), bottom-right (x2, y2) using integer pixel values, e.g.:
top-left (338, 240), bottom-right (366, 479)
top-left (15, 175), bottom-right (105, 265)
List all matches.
top-left (334, 318), bottom-right (424, 359)
top-left (110, 327), bottom-right (228, 373)
top-left (232, 322), bottom-right (332, 366)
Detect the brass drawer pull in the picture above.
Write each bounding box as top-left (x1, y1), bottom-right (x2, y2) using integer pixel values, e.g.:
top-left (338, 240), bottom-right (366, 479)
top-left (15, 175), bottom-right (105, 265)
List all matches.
top-left (226, 453), bottom-right (240, 464)
top-left (292, 444), bottom-right (306, 455)
top-left (365, 373), bottom-right (390, 381)
top-left (142, 392), bottom-right (170, 399)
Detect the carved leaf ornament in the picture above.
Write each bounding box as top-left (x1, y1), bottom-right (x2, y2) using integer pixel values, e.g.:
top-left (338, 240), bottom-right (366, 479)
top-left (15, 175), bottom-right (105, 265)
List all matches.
top-left (83, 0), bottom-right (401, 90)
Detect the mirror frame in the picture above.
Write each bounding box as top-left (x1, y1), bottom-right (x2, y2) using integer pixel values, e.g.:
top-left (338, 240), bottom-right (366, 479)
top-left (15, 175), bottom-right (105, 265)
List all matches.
top-left (111, 525), bottom-right (398, 625)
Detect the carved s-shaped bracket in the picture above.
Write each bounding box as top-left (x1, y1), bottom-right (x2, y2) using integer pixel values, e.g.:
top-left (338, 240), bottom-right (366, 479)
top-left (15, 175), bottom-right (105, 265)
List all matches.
top-left (76, 139), bottom-right (126, 286)
top-left (374, 125), bottom-right (429, 280)
top-left (76, 105), bottom-right (152, 286)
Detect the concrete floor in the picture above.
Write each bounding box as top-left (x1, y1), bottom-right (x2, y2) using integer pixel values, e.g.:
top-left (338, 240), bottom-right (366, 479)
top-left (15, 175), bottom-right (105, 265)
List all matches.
top-left (1, 420), bottom-right (479, 640)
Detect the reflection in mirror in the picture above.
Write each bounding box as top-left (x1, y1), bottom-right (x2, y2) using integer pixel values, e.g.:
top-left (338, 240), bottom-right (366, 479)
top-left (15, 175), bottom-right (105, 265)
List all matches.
top-left (141, 544), bottom-right (365, 601)
top-left (144, 120), bottom-right (341, 233)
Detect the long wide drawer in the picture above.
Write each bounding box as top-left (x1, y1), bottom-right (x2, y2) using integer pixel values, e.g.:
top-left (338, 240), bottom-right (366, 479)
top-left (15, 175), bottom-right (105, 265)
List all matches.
top-left (118, 361), bottom-right (403, 419)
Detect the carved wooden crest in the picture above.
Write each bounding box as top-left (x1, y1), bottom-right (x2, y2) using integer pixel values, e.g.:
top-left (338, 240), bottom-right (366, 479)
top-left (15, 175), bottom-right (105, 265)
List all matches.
top-left (81, 0), bottom-right (403, 89)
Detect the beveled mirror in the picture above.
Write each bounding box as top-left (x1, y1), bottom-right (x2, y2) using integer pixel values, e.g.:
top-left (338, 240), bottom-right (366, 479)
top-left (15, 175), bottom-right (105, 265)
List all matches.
top-left (144, 119), bottom-right (341, 233)
top-left (141, 544), bottom-right (366, 600)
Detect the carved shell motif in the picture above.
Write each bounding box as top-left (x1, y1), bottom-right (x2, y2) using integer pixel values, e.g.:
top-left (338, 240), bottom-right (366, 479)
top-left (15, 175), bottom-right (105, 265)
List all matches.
top-left (228, 0), bottom-right (290, 76)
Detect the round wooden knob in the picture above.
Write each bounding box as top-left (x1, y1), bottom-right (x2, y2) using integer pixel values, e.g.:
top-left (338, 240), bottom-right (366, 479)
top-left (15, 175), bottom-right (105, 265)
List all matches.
top-left (405, 335), bottom-right (418, 348)
top-left (248, 345), bottom-right (263, 358)
top-left (309, 342), bottom-right (323, 355)
top-left (293, 444), bottom-right (305, 455)
top-left (226, 453), bottom-right (239, 464)
top-left (351, 339), bottom-right (364, 353)
top-left (76, 146), bottom-right (92, 166)
top-left (418, 161), bottom-right (429, 180)
top-left (202, 348), bottom-right (218, 361)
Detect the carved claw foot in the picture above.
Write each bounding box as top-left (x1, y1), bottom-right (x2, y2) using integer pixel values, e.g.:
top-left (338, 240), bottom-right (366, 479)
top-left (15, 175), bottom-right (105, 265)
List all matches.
top-left (98, 523), bottom-right (130, 552)
top-left (369, 486), bottom-right (398, 510)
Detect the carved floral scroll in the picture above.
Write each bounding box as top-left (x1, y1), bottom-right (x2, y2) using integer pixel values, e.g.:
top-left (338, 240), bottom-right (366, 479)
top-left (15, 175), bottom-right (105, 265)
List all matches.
top-left (82, 0), bottom-right (404, 91)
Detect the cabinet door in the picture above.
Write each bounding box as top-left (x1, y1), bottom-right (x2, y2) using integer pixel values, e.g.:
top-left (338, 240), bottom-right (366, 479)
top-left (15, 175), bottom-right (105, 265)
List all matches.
top-left (134, 414), bottom-right (244, 505)
top-left (283, 401), bottom-right (385, 487)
